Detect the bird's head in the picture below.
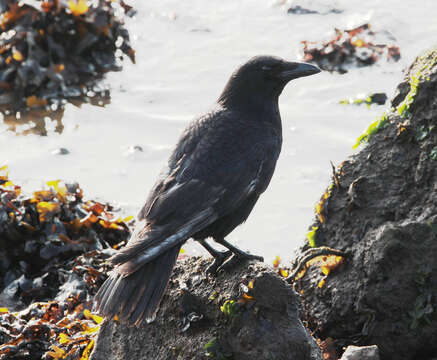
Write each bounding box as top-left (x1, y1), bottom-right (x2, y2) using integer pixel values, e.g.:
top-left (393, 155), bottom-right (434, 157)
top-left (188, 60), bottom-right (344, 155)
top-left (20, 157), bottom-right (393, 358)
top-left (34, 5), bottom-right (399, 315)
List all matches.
top-left (218, 55), bottom-right (321, 109)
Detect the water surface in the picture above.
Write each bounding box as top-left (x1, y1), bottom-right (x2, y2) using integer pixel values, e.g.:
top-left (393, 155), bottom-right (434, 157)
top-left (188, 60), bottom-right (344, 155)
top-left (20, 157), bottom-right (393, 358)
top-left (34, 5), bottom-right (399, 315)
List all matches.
top-left (1, 0), bottom-right (436, 263)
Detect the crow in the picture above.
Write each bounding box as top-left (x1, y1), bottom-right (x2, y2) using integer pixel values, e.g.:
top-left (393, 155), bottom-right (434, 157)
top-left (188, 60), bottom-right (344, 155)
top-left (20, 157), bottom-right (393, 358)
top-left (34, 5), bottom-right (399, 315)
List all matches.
top-left (94, 55), bottom-right (320, 326)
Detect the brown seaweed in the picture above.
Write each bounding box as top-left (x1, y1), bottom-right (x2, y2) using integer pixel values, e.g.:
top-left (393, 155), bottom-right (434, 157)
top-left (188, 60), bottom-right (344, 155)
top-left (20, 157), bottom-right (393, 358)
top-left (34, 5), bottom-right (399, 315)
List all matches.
top-left (0, 0), bottom-right (134, 119)
top-left (301, 24), bottom-right (400, 73)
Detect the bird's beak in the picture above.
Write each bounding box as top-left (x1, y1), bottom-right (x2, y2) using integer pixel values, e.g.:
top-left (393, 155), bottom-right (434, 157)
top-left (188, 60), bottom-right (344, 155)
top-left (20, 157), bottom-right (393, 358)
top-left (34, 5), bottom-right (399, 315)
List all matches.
top-left (279, 62), bottom-right (321, 81)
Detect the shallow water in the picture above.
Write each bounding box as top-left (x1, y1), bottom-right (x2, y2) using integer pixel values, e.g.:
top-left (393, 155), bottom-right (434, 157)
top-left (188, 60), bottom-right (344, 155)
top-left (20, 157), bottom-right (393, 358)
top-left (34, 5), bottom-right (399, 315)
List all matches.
top-left (1, 0), bottom-right (437, 263)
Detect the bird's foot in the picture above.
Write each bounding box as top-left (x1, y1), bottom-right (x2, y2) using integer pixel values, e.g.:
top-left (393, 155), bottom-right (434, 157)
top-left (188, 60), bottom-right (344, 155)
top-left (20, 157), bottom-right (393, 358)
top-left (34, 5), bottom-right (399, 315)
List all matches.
top-left (234, 250), bottom-right (264, 262)
top-left (216, 252), bottom-right (264, 273)
top-left (201, 238), bottom-right (264, 274)
top-left (206, 250), bottom-right (233, 275)
top-left (216, 238), bottom-right (264, 262)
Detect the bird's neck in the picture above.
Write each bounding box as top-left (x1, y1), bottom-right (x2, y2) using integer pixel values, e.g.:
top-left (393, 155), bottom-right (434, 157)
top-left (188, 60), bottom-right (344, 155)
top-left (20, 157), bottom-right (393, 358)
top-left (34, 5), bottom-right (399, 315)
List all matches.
top-left (218, 92), bottom-right (281, 119)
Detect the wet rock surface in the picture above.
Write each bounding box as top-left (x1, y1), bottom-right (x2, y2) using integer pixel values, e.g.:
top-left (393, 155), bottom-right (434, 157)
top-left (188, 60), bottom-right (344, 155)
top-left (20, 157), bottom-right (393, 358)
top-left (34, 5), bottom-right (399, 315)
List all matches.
top-left (294, 48), bottom-right (437, 360)
top-left (90, 258), bottom-right (322, 360)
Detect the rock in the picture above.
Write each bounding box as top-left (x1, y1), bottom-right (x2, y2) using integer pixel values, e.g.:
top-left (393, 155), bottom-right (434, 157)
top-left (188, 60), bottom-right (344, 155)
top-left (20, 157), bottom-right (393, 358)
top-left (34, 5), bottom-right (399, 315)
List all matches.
top-left (51, 147), bottom-right (70, 155)
top-left (125, 145), bottom-right (144, 155)
top-left (90, 258), bottom-right (322, 360)
top-left (369, 93), bottom-right (387, 105)
top-left (340, 345), bottom-right (380, 360)
top-left (286, 1), bottom-right (342, 15)
top-left (339, 92), bottom-right (387, 106)
top-left (294, 48), bottom-right (437, 359)
top-left (288, 5), bottom-right (318, 14)
top-left (0, 278), bottom-right (22, 309)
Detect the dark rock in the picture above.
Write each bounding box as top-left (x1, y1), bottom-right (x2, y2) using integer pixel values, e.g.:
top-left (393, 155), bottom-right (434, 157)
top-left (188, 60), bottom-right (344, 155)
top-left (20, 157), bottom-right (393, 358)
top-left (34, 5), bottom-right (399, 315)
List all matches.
top-left (369, 93), bottom-right (387, 105)
top-left (126, 145), bottom-right (144, 154)
top-left (39, 242), bottom-right (64, 260)
top-left (0, 276), bottom-right (24, 309)
top-left (51, 147), bottom-right (70, 155)
top-left (90, 258), bottom-right (322, 360)
top-left (287, 2), bottom-right (343, 15)
top-left (288, 5), bottom-right (319, 14)
top-left (339, 92), bottom-right (387, 106)
top-left (295, 48), bottom-right (437, 360)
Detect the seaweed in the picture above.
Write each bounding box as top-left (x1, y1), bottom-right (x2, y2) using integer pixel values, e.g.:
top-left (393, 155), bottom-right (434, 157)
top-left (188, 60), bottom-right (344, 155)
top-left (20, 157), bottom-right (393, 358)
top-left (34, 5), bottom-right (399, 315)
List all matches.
top-left (0, 0), bottom-right (134, 122)
top-left (301, 24), bottom-right (400, 73)
top-left (0, 165), bottom-right (133, 358)
top-left (353, 112), bottom-right (389, 149)
top-left (0, 165), bottom-right (132, 305)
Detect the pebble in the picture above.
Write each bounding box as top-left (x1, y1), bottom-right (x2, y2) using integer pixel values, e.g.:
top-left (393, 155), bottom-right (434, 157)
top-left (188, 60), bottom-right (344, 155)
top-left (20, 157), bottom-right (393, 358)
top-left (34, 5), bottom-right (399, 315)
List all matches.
top-left (51, 147), bottom-right (70, 155)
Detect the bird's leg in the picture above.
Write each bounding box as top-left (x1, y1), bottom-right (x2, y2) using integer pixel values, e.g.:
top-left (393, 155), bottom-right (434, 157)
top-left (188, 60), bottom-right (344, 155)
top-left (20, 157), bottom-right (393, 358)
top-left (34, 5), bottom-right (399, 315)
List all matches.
top-left (215, 237), bottom-right (264, 262)
top-left (198, 239), bottom-right (232, 274)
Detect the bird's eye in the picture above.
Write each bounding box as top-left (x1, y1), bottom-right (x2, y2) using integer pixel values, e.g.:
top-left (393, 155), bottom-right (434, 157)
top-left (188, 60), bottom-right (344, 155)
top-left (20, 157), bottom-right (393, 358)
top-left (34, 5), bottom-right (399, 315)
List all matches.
top-left (262, 65), bottom-right (272, 71)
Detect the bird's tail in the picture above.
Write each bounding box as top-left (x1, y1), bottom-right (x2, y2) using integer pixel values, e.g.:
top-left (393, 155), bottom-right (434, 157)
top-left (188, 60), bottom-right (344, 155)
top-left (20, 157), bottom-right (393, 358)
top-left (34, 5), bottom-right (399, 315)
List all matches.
top-left (94, 244), bottom-right (181, 327)
top-left (94, 207), bottom-right (218, 325)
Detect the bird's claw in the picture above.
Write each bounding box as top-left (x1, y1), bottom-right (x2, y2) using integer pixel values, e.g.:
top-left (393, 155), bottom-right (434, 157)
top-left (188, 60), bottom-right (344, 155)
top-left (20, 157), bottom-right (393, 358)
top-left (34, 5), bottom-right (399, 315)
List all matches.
top-left (206, 250), bottom-right (233, 275)
top-left (216, 252), bottom-right (264, 273)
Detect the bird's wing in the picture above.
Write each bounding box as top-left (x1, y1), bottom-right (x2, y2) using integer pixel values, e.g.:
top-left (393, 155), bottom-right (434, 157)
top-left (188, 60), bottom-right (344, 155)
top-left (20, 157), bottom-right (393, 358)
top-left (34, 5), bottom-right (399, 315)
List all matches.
top-left (110, 110), bottom-right (280, 275)
top-left (109, 178), bottom-right (223, 275)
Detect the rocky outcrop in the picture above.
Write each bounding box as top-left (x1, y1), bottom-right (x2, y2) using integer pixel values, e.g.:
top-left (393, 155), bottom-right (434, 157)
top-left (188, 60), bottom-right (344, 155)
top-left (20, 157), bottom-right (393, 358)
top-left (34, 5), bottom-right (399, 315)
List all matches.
top-left (90, 258), bottom-right (322, 360)
top-left (294, 48), bottom-right (437, 360)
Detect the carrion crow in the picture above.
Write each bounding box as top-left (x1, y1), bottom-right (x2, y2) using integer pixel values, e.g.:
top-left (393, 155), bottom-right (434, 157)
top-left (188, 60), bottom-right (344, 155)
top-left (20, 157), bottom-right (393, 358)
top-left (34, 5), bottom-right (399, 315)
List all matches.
top-left (94, 55), bottom-right (320, 326)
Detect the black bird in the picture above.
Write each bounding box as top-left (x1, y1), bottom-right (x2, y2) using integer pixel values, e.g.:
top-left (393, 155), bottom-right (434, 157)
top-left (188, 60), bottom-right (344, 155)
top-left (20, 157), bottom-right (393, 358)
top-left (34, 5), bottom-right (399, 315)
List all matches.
top-left (94, 56), bottom-right (320, 326)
